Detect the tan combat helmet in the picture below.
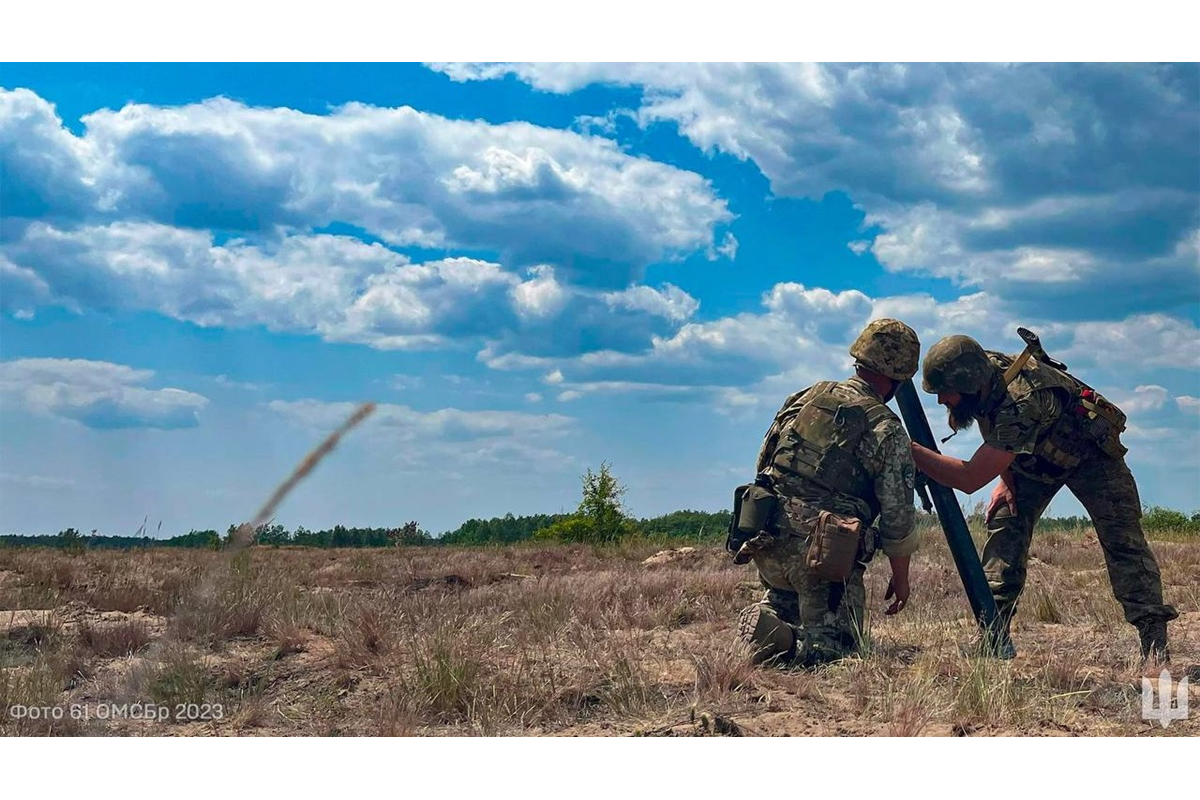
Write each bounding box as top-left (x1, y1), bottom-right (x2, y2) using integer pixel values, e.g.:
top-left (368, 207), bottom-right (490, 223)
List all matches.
top-left (922, 335), bottom-right (994, 394)
top-left (849, 318), bottom-right (921, 381)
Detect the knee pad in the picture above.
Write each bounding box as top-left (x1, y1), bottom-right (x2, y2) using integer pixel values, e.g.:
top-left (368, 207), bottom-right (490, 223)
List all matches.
top-left (737, 604), bottom-right (796, 665)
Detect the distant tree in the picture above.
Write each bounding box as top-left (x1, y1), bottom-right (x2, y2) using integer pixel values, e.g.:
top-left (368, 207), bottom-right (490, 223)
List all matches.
top-left (580, 463), bottom-right (630, 537)
top-left (57, 527), bottom-right (86, 556)
top-left (254, 523), bottom-right (290, 546)
top-left (331, 525), bottom-right (353, 548)
top-left (537, 462), bottom-right (638, 544)
top-left (387, 521), bottom-right (432, 547)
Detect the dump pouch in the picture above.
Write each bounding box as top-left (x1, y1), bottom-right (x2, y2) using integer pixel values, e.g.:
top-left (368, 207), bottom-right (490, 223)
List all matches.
top-left (737, 482), bottom-right (779, 538)
top-left (805, 511), bottom-right (864, 582)
top-left (726, 484), bottom-right (751, 555)
top-left (727, 478), bottom-right (779, 559)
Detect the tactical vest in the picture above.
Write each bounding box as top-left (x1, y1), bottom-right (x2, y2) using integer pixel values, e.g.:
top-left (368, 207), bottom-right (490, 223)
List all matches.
top-left (983, 352), bottom-right (1127, 481)
top-left (759, 380), bottom-right (892, 518)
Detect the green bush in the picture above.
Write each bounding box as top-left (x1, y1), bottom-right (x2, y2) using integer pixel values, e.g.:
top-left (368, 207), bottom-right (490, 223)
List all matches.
top-left (1142, 506), bottom-right (1199, 533)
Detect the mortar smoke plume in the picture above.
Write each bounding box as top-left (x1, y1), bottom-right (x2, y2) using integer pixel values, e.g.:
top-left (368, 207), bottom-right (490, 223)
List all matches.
top-left (227, 402), bottom-right (377, 551)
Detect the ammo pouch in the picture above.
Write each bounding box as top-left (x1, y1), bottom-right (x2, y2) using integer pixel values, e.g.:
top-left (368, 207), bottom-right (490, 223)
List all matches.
top-left (727, 478), bottom-right (779, 561)
top-left (805, 511), bottom-right (864, 582)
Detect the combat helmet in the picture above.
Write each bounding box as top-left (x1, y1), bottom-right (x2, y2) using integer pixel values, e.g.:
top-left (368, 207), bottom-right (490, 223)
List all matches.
top-left (922, 335), bottom-right (994, 394)
top-left (849, 318), bottom-right (920, 381)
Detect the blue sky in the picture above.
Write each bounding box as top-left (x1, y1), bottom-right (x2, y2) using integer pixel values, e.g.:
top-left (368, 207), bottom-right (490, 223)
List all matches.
top-left (1, 61), bottom-right (1198, 537)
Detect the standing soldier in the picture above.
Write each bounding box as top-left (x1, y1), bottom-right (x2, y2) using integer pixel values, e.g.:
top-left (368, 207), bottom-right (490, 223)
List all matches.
top-left (912, 333), bottom-right (1177, 661)
top-left (733, 319), bottom-right (922, 667)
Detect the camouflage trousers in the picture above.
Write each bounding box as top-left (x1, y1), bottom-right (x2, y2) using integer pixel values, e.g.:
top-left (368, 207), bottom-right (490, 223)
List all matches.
top-left (985, 450), bottom-right (1178, 635)
top-left (737, 499), bottom-right (869, 667)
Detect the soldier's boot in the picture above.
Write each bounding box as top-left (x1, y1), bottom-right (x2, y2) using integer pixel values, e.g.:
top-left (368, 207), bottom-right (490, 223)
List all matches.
top-left (737, 604), bottom-right (796, 666)
top-left (1137, 618), bottom-right (1170, 663)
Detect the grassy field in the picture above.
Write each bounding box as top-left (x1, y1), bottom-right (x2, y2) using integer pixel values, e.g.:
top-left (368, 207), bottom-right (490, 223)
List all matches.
top-left (1, 521), bottom-right (1196, 737)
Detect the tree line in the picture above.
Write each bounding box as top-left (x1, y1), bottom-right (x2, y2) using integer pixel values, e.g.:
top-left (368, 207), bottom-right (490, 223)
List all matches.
top-left (3, 463), bottom-right (1196, 552)
top-left (0, 512), bottom-right (727, 551)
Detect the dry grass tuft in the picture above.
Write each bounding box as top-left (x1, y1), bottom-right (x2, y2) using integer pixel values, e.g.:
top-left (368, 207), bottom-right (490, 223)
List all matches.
top-left (78, 619), bottom-right (153, 658)
top-left (692, 639), bottom-right (756, 698)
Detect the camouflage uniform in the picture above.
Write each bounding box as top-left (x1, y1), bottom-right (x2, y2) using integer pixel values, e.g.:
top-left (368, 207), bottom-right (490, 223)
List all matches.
top-left (923, 336), bottom-right (1178, 657)
top-left (737, 319), bottom-right (921, 667)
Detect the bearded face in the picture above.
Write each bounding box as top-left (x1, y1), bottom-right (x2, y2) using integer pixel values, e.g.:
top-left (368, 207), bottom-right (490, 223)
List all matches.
top-left (947, 392), bottom-right (981, 432)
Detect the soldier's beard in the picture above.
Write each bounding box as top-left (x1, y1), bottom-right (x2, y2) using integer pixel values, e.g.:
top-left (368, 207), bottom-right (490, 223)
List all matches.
top-left (947, 393), bottom-right (981, 432)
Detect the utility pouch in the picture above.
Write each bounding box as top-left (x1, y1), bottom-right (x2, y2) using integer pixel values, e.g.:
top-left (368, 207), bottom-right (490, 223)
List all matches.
top-left (727, 479), bottom-right (779, 561)
top-left (805, 511), bottom-right (863, 582)
top-left (1075, 389), bottom-right (1128, 459)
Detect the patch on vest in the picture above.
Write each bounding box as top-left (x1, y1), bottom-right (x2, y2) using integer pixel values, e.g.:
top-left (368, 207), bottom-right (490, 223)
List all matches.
top-left (989, 402), bottom-right (1040, 452)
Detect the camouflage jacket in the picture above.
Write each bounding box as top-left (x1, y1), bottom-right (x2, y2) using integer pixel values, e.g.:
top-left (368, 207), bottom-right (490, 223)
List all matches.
top-left (976, 352), bottom-right (1125, 482)
top-left (757, 376), bottom-right (919, 558)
